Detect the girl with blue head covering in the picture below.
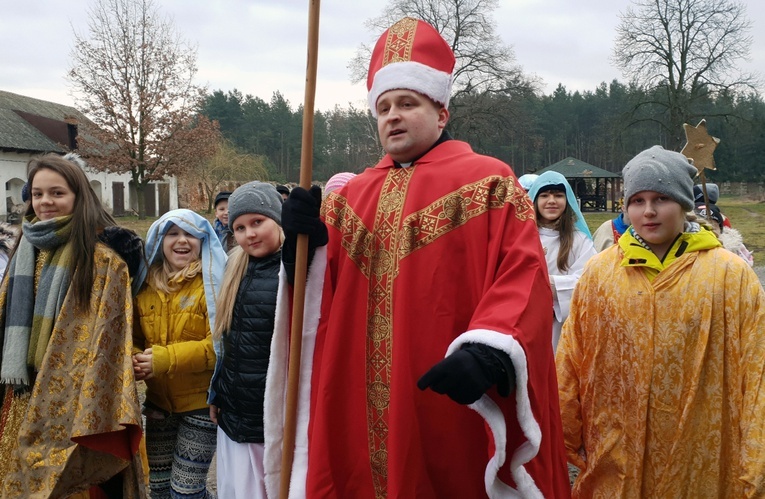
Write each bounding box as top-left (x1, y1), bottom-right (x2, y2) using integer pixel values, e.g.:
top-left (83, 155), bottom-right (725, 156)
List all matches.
top-left (132, 208), bottom-right (227, 499)
top-left (528, 171), bottom-right (596, 350)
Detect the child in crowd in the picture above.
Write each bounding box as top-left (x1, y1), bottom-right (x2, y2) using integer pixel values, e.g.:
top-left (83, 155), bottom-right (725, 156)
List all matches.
top-left (276, 184), bottom-right (290, 202)
top-left (133, 209), bottom-right (226, 499)
top-left (528, 171), bottom-right (596, 350)
top-left (693, 182), bottom-right (731, 228)
top-left (693, 202), bottom-right (754, 266)
top-left (517, 173), bottom-right (538, 192)
top-left (323, 171), bottom-right (356, 198)
top-left (0, 153), bottom-right (145, 497)
top-left (208, 181), bottom-right (283, 498)
top-left (692, 183), bottom-right (754, 266)
top-left (592, 208), bottom-right (630, 252)
top-left (213, 191), bottom-right (237, 253)
top-left (556, 146), bottom-right (765, 497)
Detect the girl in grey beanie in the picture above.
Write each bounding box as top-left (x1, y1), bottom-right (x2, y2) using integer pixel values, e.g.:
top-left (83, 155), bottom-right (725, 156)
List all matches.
top-left (622, 145), bottom-right (697, 211)
top-left (556, 145), bottom-right (765, 498)
top-left (208, 180), bottom-right (284, 498)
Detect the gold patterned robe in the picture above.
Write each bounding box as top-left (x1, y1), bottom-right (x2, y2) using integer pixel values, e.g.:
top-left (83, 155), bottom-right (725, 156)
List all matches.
top-left (0, 243), bottom-right (146, 498)
top-left (556, 230), bottom-right (765, 498)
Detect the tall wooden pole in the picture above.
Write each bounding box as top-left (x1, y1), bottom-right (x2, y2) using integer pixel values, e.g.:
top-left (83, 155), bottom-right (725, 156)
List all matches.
top-left (280, 1), bottom-right (320, 497)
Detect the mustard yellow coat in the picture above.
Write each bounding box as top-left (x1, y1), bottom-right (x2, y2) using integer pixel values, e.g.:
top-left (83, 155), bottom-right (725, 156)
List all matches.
top-left (556, 230), bottom-right (765, 498)
top-left (134, 273), bottom-right (216, 414)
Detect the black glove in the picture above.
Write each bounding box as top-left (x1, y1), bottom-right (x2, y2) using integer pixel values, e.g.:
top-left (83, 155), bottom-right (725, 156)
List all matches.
top-left (282, 185), bottom-right (328, 285)
top-left (417, 343), bottom-right (515, 405)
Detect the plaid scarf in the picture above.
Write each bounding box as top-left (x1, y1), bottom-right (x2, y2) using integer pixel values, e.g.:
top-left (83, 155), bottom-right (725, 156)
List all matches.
top-left (0, 215), bottom-right (73, 386)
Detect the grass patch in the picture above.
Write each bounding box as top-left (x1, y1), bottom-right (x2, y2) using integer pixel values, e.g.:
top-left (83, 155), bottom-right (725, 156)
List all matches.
top-left (583, 212), bottom-right (615, 236)
top-left (717, 197), bottom-right (765, 266)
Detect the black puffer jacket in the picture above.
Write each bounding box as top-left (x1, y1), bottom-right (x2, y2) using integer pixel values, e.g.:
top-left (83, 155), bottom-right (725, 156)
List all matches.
top-left (212, 251), bottom-right (280, 443)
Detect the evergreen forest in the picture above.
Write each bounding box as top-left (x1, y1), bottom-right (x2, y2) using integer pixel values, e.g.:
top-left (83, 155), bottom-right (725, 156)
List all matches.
top-left (200, 82), bottom-right (765, 184)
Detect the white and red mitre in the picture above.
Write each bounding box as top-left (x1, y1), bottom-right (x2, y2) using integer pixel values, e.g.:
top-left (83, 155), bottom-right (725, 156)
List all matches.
top-left (367, 17), bottom-right (456, 117)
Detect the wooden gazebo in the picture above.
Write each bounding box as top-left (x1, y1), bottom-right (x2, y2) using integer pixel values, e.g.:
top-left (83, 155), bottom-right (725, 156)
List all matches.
top-left (535, 157), bottom-right (622, 211)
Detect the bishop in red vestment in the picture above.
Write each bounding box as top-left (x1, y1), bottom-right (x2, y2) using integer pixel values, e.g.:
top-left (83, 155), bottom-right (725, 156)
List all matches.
top-left (265, 17), bottom-right (570, 499)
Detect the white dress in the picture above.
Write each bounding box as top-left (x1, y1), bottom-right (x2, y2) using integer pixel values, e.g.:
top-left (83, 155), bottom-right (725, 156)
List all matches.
top-left (538, 227), bottom-right (596, 350)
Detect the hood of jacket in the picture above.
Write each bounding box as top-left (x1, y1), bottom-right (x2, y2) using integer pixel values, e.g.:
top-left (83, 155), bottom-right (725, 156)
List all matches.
top-left (618, 224), bottom-right (721, 280)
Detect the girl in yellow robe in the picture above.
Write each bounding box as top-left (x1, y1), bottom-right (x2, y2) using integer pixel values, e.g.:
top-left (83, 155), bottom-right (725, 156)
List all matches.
top-left (556, 146), bottom-right (765, 498)
top-left (0, 153), bottom-right (146, 498)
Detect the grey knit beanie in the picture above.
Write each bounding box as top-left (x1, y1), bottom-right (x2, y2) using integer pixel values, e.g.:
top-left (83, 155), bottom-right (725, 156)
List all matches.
top-left (693, 183), bottom-right (720, 204)
top-left (228, 181), bottom-right (282, 227)
top-left (622, 145), bottom-right (696, 211)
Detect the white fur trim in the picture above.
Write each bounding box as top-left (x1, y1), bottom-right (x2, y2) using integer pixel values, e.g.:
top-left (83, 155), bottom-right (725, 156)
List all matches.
top-left (719, 227), bottom-right (744, 253)
top-left (718, 227), bottom-right (754, 266)
top-left (448, 330), bottom-right (544, 499)
top-left (368, 60), bottom-right (453, 117)
top-left (263, 245), bottom-right (327, 499)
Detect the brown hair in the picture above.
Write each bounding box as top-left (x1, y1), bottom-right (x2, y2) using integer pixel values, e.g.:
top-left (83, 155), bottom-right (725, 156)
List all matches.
top-left (147, 259), bottom-right (202, 295)
top-left (23, 153), bottom-right (117, 309)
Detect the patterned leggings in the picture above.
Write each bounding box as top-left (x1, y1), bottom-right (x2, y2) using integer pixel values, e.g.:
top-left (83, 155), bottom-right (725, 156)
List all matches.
top-left (145, 413), bottom-right (217, 499)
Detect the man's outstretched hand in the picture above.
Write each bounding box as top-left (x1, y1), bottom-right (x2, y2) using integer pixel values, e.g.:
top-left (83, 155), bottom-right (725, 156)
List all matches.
top-left (417, 343), bottom-right (515, 405)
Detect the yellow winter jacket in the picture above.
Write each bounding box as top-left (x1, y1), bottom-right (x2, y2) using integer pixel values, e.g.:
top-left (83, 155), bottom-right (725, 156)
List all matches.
top-left (134, 273), bottom-right (216, 414)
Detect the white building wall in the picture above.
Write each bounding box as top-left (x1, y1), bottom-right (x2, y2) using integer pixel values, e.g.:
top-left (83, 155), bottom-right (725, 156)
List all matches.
top-left (0, 151), bottom-right (32, 218)
top-left (83, 166), bottom-right (134, 214)
top-left (0, 151), bottom-right (178, 220)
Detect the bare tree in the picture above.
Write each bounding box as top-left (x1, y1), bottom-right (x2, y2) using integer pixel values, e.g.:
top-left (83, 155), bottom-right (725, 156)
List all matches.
top-left (613, 0), bottom-right (758, 149)
top-left (68, 0), bottom-right (219, 218)
top-left (348, 0), bottom-right (532, 103)
top-left (190, 140), bottom-right (271, 213)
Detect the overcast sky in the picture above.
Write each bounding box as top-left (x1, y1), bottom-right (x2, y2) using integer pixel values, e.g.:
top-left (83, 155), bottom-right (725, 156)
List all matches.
top-left (2, 0), bottom-right (764, 113)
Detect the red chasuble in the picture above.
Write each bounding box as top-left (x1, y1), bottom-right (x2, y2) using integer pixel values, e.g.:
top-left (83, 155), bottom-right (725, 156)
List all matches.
top-left (266, 140), bottom-right (570, 499)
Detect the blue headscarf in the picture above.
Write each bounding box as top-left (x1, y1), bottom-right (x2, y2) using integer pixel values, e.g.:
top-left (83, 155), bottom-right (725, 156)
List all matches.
top-left (134, 209), bottom-right (227, 334)
top-left (528, 171), bottom-right (592, 239)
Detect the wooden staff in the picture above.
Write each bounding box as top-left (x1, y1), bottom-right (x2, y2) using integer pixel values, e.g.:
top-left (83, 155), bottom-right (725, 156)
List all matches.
top-left (280, 1), bottom-right (321, 497)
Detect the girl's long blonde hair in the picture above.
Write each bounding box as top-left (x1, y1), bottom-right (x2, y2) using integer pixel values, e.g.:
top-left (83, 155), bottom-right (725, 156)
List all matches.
top-left (213, 221), bottom-right (285, 340)
top-left (147, 258), bottom-right (202, 294)
top-left (213, 246), bottom-right (249, 340)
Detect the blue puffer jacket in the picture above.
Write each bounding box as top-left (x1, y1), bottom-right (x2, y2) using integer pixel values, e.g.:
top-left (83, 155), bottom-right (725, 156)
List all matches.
top-left (210, 251), bottom-right (280, 443)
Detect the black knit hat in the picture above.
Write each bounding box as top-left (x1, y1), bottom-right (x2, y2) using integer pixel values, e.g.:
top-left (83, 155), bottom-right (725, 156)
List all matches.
top-left (214, 191), bottom-right (231, 207)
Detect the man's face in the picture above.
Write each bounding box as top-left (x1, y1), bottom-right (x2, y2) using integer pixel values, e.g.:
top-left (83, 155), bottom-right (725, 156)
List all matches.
top-left (375, 89), bottom-right (448, 163)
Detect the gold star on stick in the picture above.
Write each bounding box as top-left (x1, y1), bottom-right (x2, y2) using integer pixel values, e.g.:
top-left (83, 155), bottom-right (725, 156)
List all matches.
top-left (680, 119), bottom-right (720, 174)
